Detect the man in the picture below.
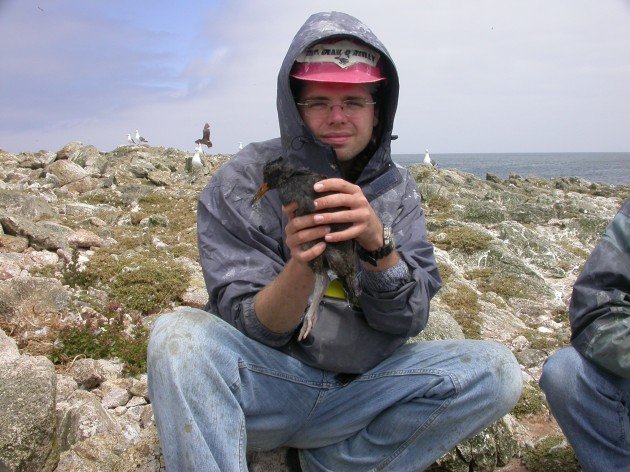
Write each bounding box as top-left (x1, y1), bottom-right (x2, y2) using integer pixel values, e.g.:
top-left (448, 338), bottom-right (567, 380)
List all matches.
top-left (148, 12), bottom-right (522, 471)
top-left (540, 198), bottom-right (630, 472)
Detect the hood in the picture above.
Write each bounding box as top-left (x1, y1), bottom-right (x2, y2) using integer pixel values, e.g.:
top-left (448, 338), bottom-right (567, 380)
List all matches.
top-left (276, 11), bottom-right (400, 188)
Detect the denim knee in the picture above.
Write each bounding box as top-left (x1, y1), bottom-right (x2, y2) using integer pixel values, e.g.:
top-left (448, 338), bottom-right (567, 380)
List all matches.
top-left (148, 308), bottom-right (222, 365)
top-left (539, 347), bottom-right (578, 402)
top-left (489, 342), bottom-right (523, 412)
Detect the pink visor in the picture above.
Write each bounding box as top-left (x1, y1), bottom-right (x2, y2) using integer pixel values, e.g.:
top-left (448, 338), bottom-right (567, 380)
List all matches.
top-left (290, 39), bottom-right (386, 84)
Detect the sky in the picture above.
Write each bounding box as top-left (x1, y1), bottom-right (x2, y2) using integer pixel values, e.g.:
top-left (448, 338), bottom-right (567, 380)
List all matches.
top-left (1, 0), bottom-right (629, 155)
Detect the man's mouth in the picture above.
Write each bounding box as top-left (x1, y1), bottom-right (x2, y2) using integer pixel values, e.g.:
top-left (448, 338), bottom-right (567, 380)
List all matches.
top-left (321, 134), bottom-right (352, 145)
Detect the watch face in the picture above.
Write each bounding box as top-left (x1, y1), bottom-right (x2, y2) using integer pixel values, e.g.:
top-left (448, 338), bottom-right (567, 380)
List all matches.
top-left (383, 226), bottom-right (393, 246)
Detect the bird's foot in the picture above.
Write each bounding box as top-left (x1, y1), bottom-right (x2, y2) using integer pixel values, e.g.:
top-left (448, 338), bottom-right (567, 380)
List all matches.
top-left (297, 310), bottom-right (318, 341)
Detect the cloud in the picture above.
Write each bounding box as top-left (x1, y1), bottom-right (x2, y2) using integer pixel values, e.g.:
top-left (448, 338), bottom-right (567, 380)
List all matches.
top-left (1, 0), bottom-right (629, 154)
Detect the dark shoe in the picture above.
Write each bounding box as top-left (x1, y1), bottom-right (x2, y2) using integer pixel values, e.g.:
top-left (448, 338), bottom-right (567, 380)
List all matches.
top-left (285, 448), bottom-right (302, 472)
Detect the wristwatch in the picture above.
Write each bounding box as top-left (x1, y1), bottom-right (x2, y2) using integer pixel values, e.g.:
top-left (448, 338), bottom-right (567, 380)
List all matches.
top-left (357, 225), bottom-right (395, 267)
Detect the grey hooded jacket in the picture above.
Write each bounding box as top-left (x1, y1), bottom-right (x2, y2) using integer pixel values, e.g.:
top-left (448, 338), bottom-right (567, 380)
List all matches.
top-left (569, 198), bottom-right (630, 379)
top-left (197, 11), bottom-right (441, 373)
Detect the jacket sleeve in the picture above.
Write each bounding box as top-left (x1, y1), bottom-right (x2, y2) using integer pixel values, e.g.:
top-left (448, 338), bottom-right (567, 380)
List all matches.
top-left (569, 198), bottom-right (630, 379)
top-left (197, 155), bottom-right (297, 347)
top-left (358, 171), bottom-right (442, 337)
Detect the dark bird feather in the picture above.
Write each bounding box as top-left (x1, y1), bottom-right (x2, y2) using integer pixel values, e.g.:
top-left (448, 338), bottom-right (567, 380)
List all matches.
top-left (195, 123), bottom-right (213, 148)
top-left (252, 157), bottom-right (359, 341)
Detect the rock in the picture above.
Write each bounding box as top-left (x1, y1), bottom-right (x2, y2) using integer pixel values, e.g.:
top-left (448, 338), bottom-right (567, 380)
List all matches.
top-left (68, 229), bottom-right (103, 249)
top-left (63, 176), bottom-right (101, 194)
top-left (56, 374), bottom-right (80, 403)
top-left (410, 310), bottom-right (465, 342)
top-left (0, 214), bottom-right (75, 250)
top-left (45, 160), bottom-right (89, 187)
top-left (147, 170), bottom-right (171, 187)
top-left (57, 390), bottom-right (122, 451)
top-left (427, 417), bottom-right (518, 471)
top-left (100, 380), bottom-right (132, 409)
top-left (0, 235), bottom-right (30, 253)
top-left (485, 173), bottom-right (503, 184)
top-left (0, 276), bottom-right (69, 321)
top-left (0, 354), bottom-right (58, 472)
top-left (0, 143), bottom-right (626, 471)
top-left (18, 150), bottom-right (56, 169)
top-left (0, 189), bottom-right (58, 220)
top-left (69, 358), bottom-right (106, 389)
top-left (0, 328), bottom-right (20, 363)
top-left (56, 141), bottom-right (84, 160)
top-left (180, 287), bottom-right (208, 309)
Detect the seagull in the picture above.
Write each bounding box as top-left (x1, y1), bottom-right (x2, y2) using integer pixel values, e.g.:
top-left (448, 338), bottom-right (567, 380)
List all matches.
top-left (127, 133), bottom-right (136, 145)
top-left (238, 142), bottom-right (244, 151)
top-left (195, 123), bottom-right (212, 148)
top-left (135, 129), bottom-right (149, 144)
top-left (423, 148), bottom-right (436, 166)
top-left (252, 157), bottom-right (359, 341)
top-left (192, 144), bottom-right (204, 170)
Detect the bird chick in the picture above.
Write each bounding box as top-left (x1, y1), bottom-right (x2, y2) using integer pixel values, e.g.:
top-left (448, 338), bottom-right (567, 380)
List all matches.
top-left (252, 157), bottom-right (359, 341)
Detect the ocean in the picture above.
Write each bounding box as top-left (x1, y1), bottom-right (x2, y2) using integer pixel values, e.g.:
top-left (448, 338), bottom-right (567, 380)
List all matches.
top-left (393, 152), bottom-right (630, 186)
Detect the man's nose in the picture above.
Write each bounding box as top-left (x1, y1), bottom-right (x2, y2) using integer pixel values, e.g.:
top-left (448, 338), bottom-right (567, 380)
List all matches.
top-left (328, 104), bottom-right (347, 122)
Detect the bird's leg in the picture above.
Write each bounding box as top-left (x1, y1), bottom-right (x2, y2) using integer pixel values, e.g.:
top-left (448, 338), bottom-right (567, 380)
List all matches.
top-left (298, 271), bottom-right (329, 341)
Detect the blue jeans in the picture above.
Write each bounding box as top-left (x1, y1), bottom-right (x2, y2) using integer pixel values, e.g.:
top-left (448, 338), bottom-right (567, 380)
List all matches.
top-left (539, 347), bottom-right (630, 472)
top-left (147, 308), bottom-right (522, 471)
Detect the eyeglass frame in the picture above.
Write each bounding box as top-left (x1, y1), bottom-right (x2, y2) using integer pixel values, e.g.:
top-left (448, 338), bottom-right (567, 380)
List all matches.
top-left (295, 98), bottom-right (377, 118)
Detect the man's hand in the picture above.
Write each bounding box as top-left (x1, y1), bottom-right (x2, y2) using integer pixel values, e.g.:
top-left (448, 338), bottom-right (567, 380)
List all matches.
top-left (282, 201), bottom-right (331, 264)
top-left (310, 178), bottom-right (383, 251)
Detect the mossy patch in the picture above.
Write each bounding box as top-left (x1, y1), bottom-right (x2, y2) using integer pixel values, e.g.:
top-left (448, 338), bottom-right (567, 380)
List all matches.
top-left (432, 226), bottom-right (492, 254)
top-left (440, 284), bottom-right (482, 339)
top-left (82, 251), bottom-right (190, 314)
top-left (461, 201), bottom-right (506, 224)
top-left (520, 327), bottom-right (570, 352)
top-left (51, 309), bottom-right (149, 376)
top-left (436, 262), bottom-right (454, 283)
top-left (512, 382), bottom-right (548, 418)
top-left (523, 435), bottom-right (580, 472)
top-left (465, 267), bottom-right (532, 301)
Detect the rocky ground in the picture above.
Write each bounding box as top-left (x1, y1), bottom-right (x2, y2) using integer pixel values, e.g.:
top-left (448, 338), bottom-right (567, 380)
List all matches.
top-left (1, 142), bottom-right (627, 471)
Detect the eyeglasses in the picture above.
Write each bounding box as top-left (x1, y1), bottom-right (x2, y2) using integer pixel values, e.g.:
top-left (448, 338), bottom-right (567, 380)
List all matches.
top-left (296, 98), bottom-right (376, 118)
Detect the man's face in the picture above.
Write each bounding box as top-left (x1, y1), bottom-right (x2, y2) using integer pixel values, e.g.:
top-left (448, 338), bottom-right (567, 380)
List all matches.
top-left (298, 81), bottom-right (379, 162)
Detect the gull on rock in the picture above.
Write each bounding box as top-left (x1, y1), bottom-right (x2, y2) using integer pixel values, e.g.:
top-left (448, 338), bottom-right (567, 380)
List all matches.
top-left (127, 134), bottom-right (136, 145)
top-left (135, 129), bottom-right (149, 144)
top-left (423, 148), bottom-right (436, 167)
top-left (192, 144), bottom-right (204, 169)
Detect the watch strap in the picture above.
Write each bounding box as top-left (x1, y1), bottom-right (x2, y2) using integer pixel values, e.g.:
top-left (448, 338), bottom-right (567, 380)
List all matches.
top-left (357, 226), bottom-right (394, 266)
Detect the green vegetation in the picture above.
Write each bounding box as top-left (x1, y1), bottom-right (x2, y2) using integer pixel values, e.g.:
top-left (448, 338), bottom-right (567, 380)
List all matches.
top-left (432, 226), bottom-right (492, 254)
top-left (436, 262), bottom-right (454, 284)
top-left (62, 248), bottom-right (91, 288)
top-left (465, 267), bottom-right (531, 301)
top-left (523, 436), bottom-right (580, 472)
top-left (82, 251), bottom-right (190, 314)
top-left (513, 382), bottom-right (548, 418)
top-left (440, 284), bottom-right (482, 339)
top-left (461, 201), bottom-right (505, 224)
top-left (51, 308), bottom-right (149, 376)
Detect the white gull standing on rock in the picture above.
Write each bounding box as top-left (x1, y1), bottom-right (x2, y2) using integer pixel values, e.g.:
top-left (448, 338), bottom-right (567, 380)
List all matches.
top-left (192, 144), bottom-right (204, 170)
top-left (127, 134), bottom-right (136, 145)
top-left (135, 129), bottom-right (149, 144)
top-left (423, 148), bottom-right (436, 166)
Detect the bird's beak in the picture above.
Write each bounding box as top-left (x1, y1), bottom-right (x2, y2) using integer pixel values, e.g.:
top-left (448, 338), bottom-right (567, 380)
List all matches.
top-left (252, 183), bottom-right (269, 204)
